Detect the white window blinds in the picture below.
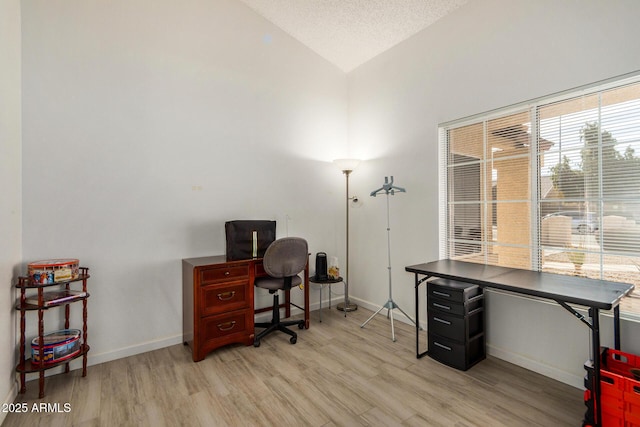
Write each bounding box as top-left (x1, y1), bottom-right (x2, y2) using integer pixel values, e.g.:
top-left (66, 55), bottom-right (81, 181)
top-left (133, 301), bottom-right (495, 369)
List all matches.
top-left (440, 77), bottom-right (640, 314)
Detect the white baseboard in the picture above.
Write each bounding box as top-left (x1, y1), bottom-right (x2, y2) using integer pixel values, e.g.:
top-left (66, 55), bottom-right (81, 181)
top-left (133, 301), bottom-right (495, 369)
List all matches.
top-left (11, 296), bottom-right (583, 399)
top-left (0, 381), bottom-right (18, 426)
top-left (86, 334), bottom-right (183, 367)
top-left (89, 297), bottom-right (583, 392)
top-left (22, 334), bottom-right (185, 383)
top-left (486, 344), bottom-right (583, 389)
top-left (92, 297), bottom-right (329, 363)
top-left (350, 296), bottom-right (583, 390)
top-left (24, 297), bottom-right (332, 377)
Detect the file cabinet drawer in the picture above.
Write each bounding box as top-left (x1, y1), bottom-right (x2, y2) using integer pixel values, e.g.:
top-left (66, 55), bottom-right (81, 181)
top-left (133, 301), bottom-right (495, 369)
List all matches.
top-left (428, 278), bottom-right (481, 303)
top-left (428, 308), bottom-right (484, 342)
top-left (428, 332), bottom-right (485, 371)
top-left (427, 310), bottom-right (465, 341)
top-left (428, 294), bottom-right (483, 316)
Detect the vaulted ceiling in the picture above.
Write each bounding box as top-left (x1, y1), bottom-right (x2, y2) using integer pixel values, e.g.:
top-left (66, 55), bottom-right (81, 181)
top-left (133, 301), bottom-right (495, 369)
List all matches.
top-left (238, 0), bottom-right (469, 72)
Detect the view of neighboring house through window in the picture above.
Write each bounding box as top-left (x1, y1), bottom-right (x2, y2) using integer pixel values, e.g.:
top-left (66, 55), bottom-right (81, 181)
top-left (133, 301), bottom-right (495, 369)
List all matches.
top-left (440, 76), bottom-right (640, 315)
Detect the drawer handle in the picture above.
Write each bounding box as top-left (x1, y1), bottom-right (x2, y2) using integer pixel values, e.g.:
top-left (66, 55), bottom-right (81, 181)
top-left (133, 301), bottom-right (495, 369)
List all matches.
top-left (217, 291), bottom-right (236, 301)
top-left (432, 290), bottom-right (450, 298)
top-left (217, 321), bottom-right (236, 331)
top-left (432, 302), bottom-right (451, 310)
top-left (433, 316), bottom-right (451, 325)
top-left (433, 341), bottom-right (452, 351)
top-left (224, 271), bottom-right (230, 276)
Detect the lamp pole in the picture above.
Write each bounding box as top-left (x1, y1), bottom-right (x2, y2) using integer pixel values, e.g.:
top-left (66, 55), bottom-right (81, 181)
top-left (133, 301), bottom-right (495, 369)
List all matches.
top-left (333, 158), bottom-right (360, 314)
top-left (337, 168), bottom-right (357, 313)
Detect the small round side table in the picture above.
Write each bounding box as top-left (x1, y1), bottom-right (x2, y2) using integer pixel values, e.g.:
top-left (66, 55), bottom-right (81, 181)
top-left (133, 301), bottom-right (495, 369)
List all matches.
top-left (309, 276), bottom-right (343, 322)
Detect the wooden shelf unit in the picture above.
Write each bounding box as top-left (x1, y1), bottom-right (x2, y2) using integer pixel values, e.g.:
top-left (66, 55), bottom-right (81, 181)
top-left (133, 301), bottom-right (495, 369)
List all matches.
top-left (15, 267), bottom-right (90, 398)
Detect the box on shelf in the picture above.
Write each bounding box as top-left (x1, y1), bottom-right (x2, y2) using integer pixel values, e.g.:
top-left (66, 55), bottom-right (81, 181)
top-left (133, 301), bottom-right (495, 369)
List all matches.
top-left (31, 329), bottom-right (81, 365)
top-left (28, 259), bottom-right (79, 284)
top-left (25, 290), bottom-right (87, 307)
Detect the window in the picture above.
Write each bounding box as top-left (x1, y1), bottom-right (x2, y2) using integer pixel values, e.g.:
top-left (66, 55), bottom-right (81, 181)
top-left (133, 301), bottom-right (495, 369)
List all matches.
top-left (440, 75), bottom-right (640, 315)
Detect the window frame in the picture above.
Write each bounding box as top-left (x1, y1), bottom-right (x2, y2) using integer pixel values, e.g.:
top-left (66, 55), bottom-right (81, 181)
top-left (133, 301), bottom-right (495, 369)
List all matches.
top-left (439, 71), bottom-right (640, 317)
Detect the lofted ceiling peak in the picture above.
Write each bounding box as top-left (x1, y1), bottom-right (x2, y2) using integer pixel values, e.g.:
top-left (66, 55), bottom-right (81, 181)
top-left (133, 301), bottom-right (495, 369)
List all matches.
top-left (239, 0), bottom-right (469, 72)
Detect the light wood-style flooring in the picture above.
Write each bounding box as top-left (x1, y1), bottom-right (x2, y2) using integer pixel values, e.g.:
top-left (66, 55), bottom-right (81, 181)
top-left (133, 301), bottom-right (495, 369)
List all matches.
top-left (4, 307), bottom-right (584, 426)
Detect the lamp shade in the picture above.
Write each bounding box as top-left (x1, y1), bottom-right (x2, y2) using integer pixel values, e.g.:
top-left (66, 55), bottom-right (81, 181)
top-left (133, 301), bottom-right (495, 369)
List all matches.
top-left (333, 158), bottom-right (361, 173)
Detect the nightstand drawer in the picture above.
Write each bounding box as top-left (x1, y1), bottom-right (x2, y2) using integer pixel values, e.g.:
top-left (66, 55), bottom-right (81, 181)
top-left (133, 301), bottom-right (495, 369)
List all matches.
top-left (201, 309), bottom-right (252, 341)
top-left (200, 281), bottom-right (249, 316)
top-left (200, 264), bottom-right (248, 284)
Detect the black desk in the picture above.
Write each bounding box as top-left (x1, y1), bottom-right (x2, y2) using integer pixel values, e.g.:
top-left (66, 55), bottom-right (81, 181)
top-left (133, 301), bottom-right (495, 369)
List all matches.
top-left (406, 259), bottom-right (635, 427)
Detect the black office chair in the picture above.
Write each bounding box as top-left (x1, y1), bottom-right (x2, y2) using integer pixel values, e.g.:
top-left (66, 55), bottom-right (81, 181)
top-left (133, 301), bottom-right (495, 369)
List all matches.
top-left (254, 237), bottom-right (308, 347)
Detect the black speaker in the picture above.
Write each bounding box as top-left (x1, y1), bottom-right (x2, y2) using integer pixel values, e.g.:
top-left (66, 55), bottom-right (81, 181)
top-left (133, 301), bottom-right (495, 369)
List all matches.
top-left (314, 252), bottom-right (328, 281)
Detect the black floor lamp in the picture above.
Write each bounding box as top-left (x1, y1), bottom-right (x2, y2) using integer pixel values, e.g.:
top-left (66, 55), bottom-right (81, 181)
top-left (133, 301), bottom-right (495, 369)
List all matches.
top-left (333, 158), bottom-right (360, 314)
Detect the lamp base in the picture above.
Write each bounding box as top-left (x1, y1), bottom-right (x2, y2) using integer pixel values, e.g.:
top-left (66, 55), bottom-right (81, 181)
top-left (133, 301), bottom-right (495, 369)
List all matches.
top-left (337, 302), bottom-right (358, 312)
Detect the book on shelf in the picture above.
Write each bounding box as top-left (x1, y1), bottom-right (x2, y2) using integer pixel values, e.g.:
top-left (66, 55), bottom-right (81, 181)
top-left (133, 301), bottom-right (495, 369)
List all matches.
top-left (25, 290), bottom-right (87, 307)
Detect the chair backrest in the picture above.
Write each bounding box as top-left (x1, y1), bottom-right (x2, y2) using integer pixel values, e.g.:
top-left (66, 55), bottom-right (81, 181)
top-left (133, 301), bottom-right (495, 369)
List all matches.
top-left (262, 237), bottom-right (308, 279)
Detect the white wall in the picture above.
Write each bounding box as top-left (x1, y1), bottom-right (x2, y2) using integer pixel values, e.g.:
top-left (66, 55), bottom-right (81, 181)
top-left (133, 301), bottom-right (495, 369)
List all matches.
top-left (17, 0), bottom-right (640, 395)
top-left (21, 0), bottom-right (348, 366)
top-left (347, 0), bottom-right (640, 388)
top-left (0, 0), bottom-right (22, 417)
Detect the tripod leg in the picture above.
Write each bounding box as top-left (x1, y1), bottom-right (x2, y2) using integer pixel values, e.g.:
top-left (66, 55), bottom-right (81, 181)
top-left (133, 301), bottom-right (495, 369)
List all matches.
top-left (395, 304), bottom-right (417, 326)
top-left (361, 304), bottom-right (386, 328)
top-left (389, 306), bottom-right (396, 342)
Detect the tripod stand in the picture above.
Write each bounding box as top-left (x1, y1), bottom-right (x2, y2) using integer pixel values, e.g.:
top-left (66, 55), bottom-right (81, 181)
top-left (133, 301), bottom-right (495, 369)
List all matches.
top-left (361, 176), bottom-right (416, 341)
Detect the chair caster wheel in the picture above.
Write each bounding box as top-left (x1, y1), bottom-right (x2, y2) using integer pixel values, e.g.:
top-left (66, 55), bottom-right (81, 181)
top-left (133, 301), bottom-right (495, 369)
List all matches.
top-left (298, 321), bottom-right (305, 329)
top-left (290, 336), bottom-right (297, 344)
top-left (254, 340), bottom-right (260, 347)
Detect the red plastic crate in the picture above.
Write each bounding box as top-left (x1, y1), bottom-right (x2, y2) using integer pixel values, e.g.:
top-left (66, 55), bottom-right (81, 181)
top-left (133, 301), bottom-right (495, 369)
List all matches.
top-left (600, 348), bottom-right (640, 425)
top-left (603, 349), bottom-right (640, 379)
top-left (603, 410), bottom-right (624, 427)
top-left (601, 370), bottom-right (627, 410)
top-left (626, 415), bottom-right (640, 427)
top-left (627, 383), bottom-right (640, 425)
top-left (585, 388), bottom-right (625, 427)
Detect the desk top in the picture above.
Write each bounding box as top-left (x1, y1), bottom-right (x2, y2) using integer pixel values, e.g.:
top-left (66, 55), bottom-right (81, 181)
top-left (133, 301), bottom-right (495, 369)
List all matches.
top-left (406, 259), bottom-right (635, 310)
top-left (182, 255), bottom-right (261, 268)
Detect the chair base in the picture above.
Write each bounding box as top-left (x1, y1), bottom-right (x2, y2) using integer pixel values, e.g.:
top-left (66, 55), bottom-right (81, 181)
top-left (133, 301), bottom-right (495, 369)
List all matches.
top-left (254, 293), bottom-right (305, 347)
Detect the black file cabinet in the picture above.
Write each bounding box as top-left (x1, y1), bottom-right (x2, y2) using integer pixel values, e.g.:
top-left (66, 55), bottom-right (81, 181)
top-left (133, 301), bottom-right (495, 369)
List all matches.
top-left (427, 278), bottom-right (485, 371)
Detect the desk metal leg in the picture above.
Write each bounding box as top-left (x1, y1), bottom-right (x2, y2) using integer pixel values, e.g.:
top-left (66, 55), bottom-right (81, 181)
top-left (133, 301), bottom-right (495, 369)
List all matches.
top-left (590, 307), bottom-right (602, 427)
top-left (319, 286), bottom-right (323, 322)
top-left (415, 274), bottom-right (420, 358)
top-left (614, 305), bottom-right (621, 351)
top-left (413, 273), bottom-right (429, 359)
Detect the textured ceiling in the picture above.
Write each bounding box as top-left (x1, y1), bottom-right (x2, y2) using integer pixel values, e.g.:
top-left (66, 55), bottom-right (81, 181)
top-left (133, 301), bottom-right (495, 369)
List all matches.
top-left (239, 0), bottom-right (469, 72)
